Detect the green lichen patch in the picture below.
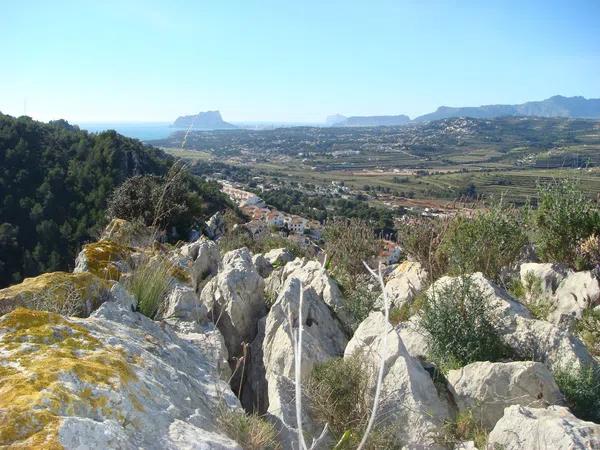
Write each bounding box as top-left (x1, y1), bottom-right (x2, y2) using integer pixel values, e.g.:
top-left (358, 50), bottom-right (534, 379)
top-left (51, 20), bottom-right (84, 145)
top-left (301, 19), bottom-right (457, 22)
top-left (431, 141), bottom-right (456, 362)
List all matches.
top-left (0, 308), bottom-right (138, 448)
top-left (0, 272), bottom-right (111, 317)
top-left (80, 239), bottom-right (134, 280)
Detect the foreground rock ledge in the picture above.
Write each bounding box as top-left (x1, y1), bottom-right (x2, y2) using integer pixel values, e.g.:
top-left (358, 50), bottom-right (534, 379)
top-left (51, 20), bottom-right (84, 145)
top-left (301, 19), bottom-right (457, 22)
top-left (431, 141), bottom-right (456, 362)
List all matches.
top-left (0, 304), bottom-right (241, 449)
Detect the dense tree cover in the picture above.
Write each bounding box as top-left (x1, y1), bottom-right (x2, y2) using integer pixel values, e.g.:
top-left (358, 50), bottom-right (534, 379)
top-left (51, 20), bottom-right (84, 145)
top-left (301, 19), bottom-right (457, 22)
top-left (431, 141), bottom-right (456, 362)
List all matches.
top-left (0, 113), bottom-right (227, 288)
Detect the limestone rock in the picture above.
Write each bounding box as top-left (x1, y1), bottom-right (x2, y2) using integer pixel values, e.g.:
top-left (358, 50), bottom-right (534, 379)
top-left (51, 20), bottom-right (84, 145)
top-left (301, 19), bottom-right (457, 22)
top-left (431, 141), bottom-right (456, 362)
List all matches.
top-left (101, 218), bottom-right (155, 248)
top-left (264, 248), bottom-right (295, 268)
top-left (487, 405), bottom-right (600, 450)
top-left (267, 258), bottom-right (352, 331)
top-left (447, 361), bottom-right (563, 429)
top-left (0, 303), bottom-right (241, 449)
top-left (253, 253), bottom-right (273, 278)
top-left (397, 316), bottom-right (428, 360)
top-left (200, 248), bottom-right (265, 360)
top-left (191, 240), bottom-right (221, 292)
top-left (74, 239), bottom-right (133, 280)
top-left (549, 270), bottom-right (600, 327)
top-left (519, 262), bottom-right (570, 298)
top-left (158, 284), bottom-right (206, 322)
top-left (379, 261), bottom-right (428, 309)
top-left (263, 276), bottom-right (347, 448)
top-left (345, 311), bottom-right (449, 448)
top-left (205, 211), bottom-right (225, 240)
top-left (109, 281), bottom-right (136, 311)
top-left (0, 271), bottom-right (111, 317)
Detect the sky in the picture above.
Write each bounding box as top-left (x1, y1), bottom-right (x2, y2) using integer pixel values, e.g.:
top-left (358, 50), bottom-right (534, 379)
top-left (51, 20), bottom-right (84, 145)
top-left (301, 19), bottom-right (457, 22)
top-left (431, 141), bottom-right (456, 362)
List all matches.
top-left (1, 0), bottom-right (599, 123)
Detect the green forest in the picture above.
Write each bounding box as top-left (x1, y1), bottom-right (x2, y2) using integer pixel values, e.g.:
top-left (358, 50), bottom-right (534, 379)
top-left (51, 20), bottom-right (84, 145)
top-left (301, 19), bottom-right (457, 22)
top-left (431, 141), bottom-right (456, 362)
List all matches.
top-left (0, 113), bottom-right (227, 288)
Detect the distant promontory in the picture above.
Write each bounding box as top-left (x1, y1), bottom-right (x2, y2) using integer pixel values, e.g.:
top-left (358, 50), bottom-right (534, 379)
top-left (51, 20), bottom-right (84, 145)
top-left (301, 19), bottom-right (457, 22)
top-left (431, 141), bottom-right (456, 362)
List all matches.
top-left (172, 111), bottom-right (237, 130)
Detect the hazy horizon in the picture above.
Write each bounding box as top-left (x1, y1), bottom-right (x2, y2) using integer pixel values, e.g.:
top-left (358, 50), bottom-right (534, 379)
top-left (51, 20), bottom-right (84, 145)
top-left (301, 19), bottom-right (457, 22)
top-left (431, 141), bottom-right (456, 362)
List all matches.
top-left (2, 1), bottom-right (599, 123)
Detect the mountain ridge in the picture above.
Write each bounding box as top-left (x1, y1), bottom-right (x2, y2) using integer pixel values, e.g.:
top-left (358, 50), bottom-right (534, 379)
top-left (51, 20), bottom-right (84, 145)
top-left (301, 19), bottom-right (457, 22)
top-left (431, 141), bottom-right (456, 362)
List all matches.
top-left (172, 111), bottom-right (237, 130)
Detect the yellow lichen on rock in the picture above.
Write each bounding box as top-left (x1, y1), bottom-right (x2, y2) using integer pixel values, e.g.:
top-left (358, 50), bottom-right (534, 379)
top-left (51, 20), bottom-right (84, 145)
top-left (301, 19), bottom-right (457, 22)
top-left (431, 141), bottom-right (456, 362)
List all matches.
top-left (0, 308), bottom-right (138, 448)
top-left (78, 239), bottom-right (133, 280)
top-left (0, 272), bottom-right (111, 317)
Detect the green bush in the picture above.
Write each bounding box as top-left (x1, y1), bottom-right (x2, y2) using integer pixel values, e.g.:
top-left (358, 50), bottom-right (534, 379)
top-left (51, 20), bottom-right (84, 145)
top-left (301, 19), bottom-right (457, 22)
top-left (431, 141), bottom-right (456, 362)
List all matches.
top-left (396, 216), bottom-right (449, 282)
top-left (532, 179), bottom-right (600, 267)
top-left (126, 257), bottom-right (173, 319)
top-left (509, 271), bottom-right (555, 320)
top-left (439, 202), bottom-right (527, 282)
top-left (217, 407), bottom-right (280, 450)
top-left (576, 308), bottom-right (600, 357)
top-left (419, 276), bottom-right (510, 372)
top-left (338, 273), bottom-right (380, 331)
top-left (554, 365), bottom-right (600, 423)
top-left (323, 218), bottom-right (379, 284)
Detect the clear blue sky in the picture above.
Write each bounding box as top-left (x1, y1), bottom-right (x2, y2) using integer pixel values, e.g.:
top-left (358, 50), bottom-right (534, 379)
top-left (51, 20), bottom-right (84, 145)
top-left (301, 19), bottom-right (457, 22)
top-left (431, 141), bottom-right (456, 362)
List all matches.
top-left (1, 0), bottom-right (598, 123)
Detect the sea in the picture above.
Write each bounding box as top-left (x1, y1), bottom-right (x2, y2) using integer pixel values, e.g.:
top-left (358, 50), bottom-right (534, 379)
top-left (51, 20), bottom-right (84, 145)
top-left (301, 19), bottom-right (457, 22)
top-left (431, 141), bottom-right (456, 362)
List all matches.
top-left (76, 122), bottom-right (181, 142)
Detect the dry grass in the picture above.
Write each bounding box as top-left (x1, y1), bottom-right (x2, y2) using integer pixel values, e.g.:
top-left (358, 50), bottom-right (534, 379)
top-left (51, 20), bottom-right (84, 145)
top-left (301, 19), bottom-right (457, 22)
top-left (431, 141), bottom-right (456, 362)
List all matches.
top-left (216, 407), bottom-right (281, 450)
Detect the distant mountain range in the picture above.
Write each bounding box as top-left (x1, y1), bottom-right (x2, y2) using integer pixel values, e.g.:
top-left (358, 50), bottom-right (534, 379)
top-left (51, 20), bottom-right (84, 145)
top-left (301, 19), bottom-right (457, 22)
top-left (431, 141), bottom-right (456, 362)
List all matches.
top-left (329, 95), bottom-right (600, 127)
top-left (172, 111), bottom-right (237, 130)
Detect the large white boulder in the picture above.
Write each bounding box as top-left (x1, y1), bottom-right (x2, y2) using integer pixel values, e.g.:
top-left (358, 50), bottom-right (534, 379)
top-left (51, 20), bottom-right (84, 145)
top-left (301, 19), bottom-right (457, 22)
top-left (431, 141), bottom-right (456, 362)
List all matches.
top-left (379, 261), bottom-right (428, 309)
top-left (447, 361), bottom-right (563, 429)
top-left (519, 262), bottom-right (570, 299)
top-left (191, 240), bottom-right (221, 292)
top-left (345, 311), bottom-right (449, 448)
top-left (0, 301), bottom-right (241, 449)
top-left (266, 258), bottom-right (352, 331)
top-left (264, 248), bottom-right (295, 267)
top-left (158, 284), bottom-right (207, 322)
top-left (200, 248), bottom-right (265, 360)
top-left (263, 276), bottom-right (347, 449)
top-left (397, 316), bottom-right (428, 360)
top-left (549, 270), bottom-right (600, 327)
top-left (487, 405), bottom-right (600, 450)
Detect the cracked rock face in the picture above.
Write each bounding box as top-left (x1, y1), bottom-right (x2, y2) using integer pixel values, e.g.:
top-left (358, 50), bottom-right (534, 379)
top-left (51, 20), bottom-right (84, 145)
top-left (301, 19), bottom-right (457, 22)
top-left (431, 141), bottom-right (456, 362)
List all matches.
top-left (447, 361), bottom-right (564, 429)
top-left (0, 301), bottom-right (240, 449)
top-left (487, 405), bottom-right (600, 450)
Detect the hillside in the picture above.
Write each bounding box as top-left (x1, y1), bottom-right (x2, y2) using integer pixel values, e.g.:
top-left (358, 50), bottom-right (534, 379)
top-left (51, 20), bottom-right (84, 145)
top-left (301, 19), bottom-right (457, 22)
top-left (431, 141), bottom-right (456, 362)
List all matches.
top-left (172, 110), bottom-right (237, 130)
top-left (0, 113), bottom-right (229, 288)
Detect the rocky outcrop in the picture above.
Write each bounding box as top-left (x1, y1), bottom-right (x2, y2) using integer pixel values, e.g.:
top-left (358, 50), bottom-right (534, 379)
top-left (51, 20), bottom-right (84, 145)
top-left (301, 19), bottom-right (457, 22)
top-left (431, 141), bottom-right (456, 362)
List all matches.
top-left (430, 273), bottom-right (595, 372)
top-left (379, 261), bottom-right (428, 309)
top-left (447, 361), bottom-right (563, 429)
top-left (262, 276), bottom-right (347, 448)
top-left (519, 262), bottom-right (569, 299)
top-left (74, 240), bottom-right (133, 280)
top-left (0, 271), bottom-right (111, 317)
top-left (487, 405), bottom-right (600, 449)
top-left (397, 316), bottom-right (428, 360)
top-left (550, 270), bottom-right (600, 327)
top-left (266, 258), bottom-right (352, 331)
top-left (345, 311), bottom-right (449, 448)
top-left (157, 284), bottom-right (207, 322)
top-left (200, 248), bottom-right (265, 361)
top-left (252, 253), bottom-right (273, 278)
top-left (191, 239), bottom-right (221, 292)
top-left (205, 211), bottom-right (226, 240)
top-left (0, 303), bottom-right (241, 449)
top-left (264, 248), bottom-right (295, 268)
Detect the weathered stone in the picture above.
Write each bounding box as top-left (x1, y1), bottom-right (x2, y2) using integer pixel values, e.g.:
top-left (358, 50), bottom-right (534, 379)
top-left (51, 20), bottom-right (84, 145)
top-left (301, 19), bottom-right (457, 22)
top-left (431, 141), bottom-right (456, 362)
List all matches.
top-left (397, 316), bottom-right (428, 360)
top-left (264, 248), bottom-right (295, 268)
top-left (109, 281), bottom-right (136, 311)
top-left (205, 211), bottom-right (225, 240)
top-left (200, 248), bottom-right (265, 361)
top-left (0, 304), bottom-right (241, 449)
top-left (191, 240), bottom-right (221, 293)
top-left (158, 284), bottom-right (206, 322)
top-left (378, 261), bottom-right (428, 309)
top-left (74, 239), bottom-right (133, 280)
top-left (267, 258), bottom-right (352, 331)
top-left (0, 271), bottom-right (111, 317)
top-left (253, 253), bottom-right (273, 278)
top-left (549, 270), bottom-right (600, 327)
top-left (447, 361), bottom-right (563, 429)
top-left (345, 311), bottom-right (449, 448)
top-left (487, 405), bottom-right (600, 450)
top-left (519, 262), bottom-right (570, 298)
top-left (240, 318), bottom-right (268, 414)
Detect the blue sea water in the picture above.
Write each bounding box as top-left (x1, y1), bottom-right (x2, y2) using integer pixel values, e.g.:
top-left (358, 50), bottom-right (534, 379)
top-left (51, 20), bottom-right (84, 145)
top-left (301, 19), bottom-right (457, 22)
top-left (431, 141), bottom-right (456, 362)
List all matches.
top-left (77, 122), bottom-right (183, 142)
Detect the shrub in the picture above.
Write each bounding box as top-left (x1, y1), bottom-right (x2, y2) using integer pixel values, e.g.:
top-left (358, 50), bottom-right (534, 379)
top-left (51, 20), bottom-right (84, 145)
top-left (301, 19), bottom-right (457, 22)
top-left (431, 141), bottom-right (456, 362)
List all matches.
top-left (306, 355), bottom-right (398, 448)
top-left (419, 276), bottom-right (510, 372)
top-left (126, 257), bottom-right (173, 319)
top-left (576, 308), bottom-right (600, 357)
top-left (578, 234), bottom-right (600, 271)
top-left (340, 273), bottom-right (380, 331)
top-left (107, 164), bottom-right (204, 239)
top-left (439, 410), bottom-right (488, 449)
top-left (217, 407), bottom-right (280, 450)
top-left (532, 179), bottom-right (600, 267)
top-left (389, 292), bottom-right (427, 325)
top-left (439, 202), bottom-right (527, 282)
top-left (509, 271), bottom-right (555, 320)
top-left (554, 365), bottom-right (600, 423)
top-left (396, 216), bottom-right (449, 282)
top-left (323, 218), bottom-right (378, 284)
